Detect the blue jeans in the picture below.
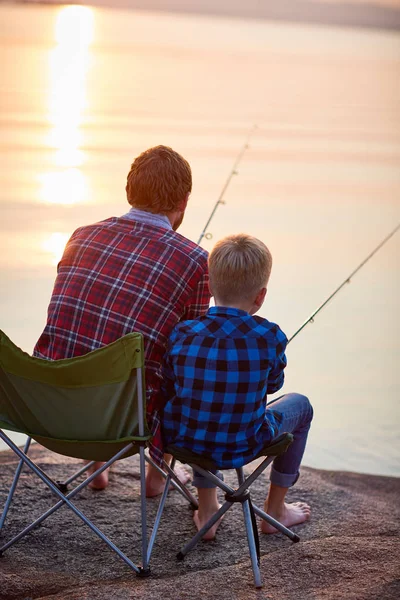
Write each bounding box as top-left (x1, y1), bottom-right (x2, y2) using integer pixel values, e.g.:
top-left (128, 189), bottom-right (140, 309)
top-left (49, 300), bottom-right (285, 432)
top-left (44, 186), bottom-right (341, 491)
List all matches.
top-left (192, 393), bottom-right (313, 489)
top-left (267, 393), bottom-right (313, 487)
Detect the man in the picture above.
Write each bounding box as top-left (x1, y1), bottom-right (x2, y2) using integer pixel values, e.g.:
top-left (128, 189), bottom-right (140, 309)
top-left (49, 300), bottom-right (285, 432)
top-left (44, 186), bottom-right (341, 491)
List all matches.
top-left (34, 145), bottom-right (210, 495)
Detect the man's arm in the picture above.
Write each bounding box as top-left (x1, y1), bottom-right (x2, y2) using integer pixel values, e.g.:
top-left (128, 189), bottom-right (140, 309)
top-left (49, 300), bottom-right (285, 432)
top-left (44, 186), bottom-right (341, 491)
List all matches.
top-left (160, 338), bottom-right (177, 403)
top-left (181, 271), bottom-right (210, 321)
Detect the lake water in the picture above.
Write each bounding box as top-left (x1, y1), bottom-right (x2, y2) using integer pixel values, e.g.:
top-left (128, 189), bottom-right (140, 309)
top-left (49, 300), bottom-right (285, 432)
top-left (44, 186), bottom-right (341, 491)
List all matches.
top-left (0, 2), bottom-right (399, 476)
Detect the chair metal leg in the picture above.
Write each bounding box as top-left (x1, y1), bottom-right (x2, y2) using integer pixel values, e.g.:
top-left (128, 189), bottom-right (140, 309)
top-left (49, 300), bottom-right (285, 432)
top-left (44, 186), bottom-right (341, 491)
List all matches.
top-left (190, 461), bottom-right (299, 541)
top-left (146, 457), bottom-right (174, 564)
top-left (188, 464), bottom-right (233, 492)
top-left (237, 468), bottom-right (262, 588)
top-left (138, 445), bottom-right (150, 575)
top-left (239, 455), bottom-right (275, 488)
top-left (145, 454), bottom-right (198, 508)
top-left (162, 460), bottom-right (198, 509)
top-left (242, 498), bottom-right (262, 588)
top-left (253, 504), bottom-right (300, 542)
top-left (175, 458), bottom-right (299, 587)
top-left (176, 460), bottom-right (264, 563)
top-left (0, 433), bottom-right (141, 574)
top-left (0, 435), bottom-right (31, 532)
top-left (192, 458), bottom-right (273, 497)
top-left (58, 460), bottom-right (95, 488)
top-left (177, 502), bottom-right (232, 560)
top-left (0, 443), bottom-right (132, 552)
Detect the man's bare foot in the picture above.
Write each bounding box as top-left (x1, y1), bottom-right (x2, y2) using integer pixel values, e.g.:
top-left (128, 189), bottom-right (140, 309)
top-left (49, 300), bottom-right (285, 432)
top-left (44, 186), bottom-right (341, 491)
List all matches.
top-left (193, 506), bottom-right (223, 541)
top-left (87, 462), bottom-right (109, 490)
top-left (145, 463), bottom-right (191, 498)
top-left (261, 501), bottom-right (311, 534)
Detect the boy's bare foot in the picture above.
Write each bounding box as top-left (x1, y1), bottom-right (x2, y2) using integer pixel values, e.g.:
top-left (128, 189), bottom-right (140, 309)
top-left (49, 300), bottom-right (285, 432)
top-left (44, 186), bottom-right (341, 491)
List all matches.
top-left (261, 501), bottom-right (311, 534)
top-left (87, 462), bottom-right (109, 490)
top-left (193, 506), bottom-right (223, 540)
top-left (145, 463), bottom-right (190, 498)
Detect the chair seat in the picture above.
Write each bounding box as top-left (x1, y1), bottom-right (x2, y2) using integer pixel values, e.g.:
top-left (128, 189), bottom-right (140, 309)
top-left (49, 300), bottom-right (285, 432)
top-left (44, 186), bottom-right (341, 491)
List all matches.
top-left (166, 432), bottom-right (294, 470)
top-left (32, 434), bottom-right (152, 462)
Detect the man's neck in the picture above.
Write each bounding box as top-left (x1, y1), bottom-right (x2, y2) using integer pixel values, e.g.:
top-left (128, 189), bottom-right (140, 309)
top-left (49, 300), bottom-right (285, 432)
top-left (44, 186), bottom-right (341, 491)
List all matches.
top-left (123, 207), bottom-right (172, 230)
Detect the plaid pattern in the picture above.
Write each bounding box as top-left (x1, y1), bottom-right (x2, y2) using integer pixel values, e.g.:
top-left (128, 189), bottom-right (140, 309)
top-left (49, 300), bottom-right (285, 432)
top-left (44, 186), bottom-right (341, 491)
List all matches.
top-left (34, 214), bottom-right (210, 464)
top-left (161, 306), bottom-right (287, 468)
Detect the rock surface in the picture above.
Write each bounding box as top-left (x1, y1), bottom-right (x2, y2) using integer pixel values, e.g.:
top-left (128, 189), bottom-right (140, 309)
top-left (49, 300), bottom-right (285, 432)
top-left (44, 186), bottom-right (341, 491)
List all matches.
top-left (0, 444), bottom-right (399, 600)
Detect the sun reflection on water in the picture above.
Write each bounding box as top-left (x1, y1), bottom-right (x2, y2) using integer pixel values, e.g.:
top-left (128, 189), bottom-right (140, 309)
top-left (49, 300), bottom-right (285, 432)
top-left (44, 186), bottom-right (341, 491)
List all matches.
top-left (39, 6), bottom-right (93, 205)
top-left (39, 168), bottom-right (89, 205)
top-left (42, 232), bottom-right (70, 265)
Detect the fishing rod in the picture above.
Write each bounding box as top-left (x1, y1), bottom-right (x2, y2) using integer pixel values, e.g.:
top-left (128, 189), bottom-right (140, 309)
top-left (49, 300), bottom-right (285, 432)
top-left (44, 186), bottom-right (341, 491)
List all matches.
top-left (288, 222), bottom-right (400, 343)
top-left (198, 129), bottom-right (399, 343)
top-left (197, 124), bottom-right (258, 245)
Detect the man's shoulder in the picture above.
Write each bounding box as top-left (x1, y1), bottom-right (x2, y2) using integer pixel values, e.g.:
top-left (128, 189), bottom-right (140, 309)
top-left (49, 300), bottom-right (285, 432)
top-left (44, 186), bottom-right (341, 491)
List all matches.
top-left (70, 218), bottom-right (117, 239)
top-left (164, 230), bottom-right (208, 263)
top-left (73, 219), bottom-right (207, 259)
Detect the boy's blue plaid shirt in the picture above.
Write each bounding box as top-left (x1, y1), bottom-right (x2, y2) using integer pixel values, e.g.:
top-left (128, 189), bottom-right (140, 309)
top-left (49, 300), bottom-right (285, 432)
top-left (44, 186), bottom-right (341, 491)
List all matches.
top-left (161, 306), bottom-right (288, 468)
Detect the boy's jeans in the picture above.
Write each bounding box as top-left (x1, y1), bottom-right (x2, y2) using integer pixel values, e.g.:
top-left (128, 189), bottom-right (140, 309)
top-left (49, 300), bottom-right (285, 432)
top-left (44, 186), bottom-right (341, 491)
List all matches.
top-left (193, 393), bottom-right (313, 489)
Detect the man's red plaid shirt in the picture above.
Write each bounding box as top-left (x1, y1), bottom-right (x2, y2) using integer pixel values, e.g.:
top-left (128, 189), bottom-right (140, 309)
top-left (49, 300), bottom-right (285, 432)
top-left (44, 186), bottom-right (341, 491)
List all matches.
top-left (34, 211), bottom-right (210, 464)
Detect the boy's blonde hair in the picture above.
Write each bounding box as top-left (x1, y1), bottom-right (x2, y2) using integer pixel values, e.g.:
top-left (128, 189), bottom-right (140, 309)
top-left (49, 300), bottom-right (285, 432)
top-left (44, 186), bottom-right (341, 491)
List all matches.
top-left (208, 234), bottom-right (273, 303)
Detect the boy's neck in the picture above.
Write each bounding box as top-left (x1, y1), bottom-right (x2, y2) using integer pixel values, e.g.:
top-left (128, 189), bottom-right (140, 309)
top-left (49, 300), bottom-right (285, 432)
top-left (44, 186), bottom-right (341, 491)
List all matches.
top-left (213, 287), bottom-right (266, 316)
top-left (213, 299), bottom-right (255, 315)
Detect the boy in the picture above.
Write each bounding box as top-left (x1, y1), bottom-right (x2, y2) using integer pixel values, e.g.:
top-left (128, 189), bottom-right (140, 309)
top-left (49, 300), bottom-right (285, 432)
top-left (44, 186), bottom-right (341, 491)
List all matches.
top-left (162, 234), bottom-right (313, 539)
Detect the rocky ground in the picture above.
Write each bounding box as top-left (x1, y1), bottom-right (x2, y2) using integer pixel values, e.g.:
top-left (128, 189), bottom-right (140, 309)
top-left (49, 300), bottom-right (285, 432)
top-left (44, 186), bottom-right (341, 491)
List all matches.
top-left (0, 444), bottom-right (399, 600)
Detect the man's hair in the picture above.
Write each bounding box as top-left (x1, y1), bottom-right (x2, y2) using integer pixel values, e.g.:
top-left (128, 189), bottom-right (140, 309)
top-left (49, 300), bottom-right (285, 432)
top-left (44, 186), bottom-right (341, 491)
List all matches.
top-left (208, 234), bottom-right (273, 303)
top-left (126, 145), bottom-right (192, 214)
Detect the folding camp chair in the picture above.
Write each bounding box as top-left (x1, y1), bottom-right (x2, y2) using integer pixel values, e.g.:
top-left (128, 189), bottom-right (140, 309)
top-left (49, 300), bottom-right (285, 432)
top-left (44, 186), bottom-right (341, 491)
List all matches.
top-left (159, 434), bottom-right (300, 588)
top-left (0, 330), bottom-right (195, 576)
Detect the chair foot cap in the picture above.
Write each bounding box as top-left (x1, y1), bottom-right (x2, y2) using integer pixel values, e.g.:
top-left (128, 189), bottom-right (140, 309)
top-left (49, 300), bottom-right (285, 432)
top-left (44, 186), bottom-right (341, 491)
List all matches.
top-left (293, 534), bottom-right (300, 543)
top-left (177, 551), bottom-right (185, 561)
top-left (136, 567), bottom-right (151, 578)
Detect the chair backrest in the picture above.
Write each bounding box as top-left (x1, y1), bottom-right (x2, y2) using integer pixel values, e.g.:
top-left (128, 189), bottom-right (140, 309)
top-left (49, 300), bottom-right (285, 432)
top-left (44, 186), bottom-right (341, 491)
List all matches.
top-left (0, 330), bottom-right (151, 460)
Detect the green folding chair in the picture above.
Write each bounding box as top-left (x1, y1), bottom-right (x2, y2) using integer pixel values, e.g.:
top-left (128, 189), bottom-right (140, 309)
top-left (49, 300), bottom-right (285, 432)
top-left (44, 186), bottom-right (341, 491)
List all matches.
top-left (0, 329), bottom-right (192, 576)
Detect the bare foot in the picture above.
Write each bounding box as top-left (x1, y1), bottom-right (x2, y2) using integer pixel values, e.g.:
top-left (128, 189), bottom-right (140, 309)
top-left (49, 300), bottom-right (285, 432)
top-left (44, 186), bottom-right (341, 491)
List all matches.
top-left (261, 502), bottom-right (311, 534)
top-left (145, 463), bottom-right (191, 498)
top-left (193, 506), bottom-right (223, 541)
top-left (87, 462), bottom-right (109, 490)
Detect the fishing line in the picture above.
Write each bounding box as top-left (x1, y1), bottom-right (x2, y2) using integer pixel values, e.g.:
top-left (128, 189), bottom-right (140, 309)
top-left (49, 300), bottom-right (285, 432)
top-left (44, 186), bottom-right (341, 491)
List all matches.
top-left (288, 222), bottom-right (400, 343)
top-left (197, 129), bottom-right (399, 344)
top-left (197, 124), bottom-right (258, 245)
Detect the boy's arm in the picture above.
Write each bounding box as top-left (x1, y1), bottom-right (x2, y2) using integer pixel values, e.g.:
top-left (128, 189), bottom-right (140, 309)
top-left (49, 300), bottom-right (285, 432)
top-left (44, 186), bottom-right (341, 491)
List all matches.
top-left (181, 270), bottom-right (210, 321)
top-left (266, 327), bottom-right (288, 394)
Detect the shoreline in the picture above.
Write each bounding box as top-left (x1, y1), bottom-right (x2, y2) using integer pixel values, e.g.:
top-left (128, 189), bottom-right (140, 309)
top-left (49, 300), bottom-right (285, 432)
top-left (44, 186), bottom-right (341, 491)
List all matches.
top-left (11, 0), bottom-right (400, 31)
